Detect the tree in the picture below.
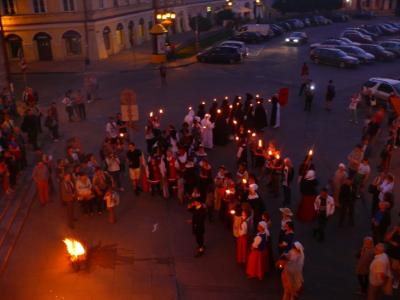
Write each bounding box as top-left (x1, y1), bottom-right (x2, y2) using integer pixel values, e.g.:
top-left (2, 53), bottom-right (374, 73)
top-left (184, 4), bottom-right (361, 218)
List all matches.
top-left (189, 15), bottom-right (212, 32)
top-left (216, 10), bottom-right (235, 25)
top-left (273, 0), bottom-right (342, 13)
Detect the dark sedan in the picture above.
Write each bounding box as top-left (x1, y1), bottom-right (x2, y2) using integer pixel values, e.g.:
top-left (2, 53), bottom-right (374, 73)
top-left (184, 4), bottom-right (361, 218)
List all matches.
top-left (232, 32), bottom-right (264, 44)
top-left (197, 47), bottom-right (242, 64)
top-left (335, 45), bottom-right (375, 63)
top-left (284, 32), bottom-right (308, 45)
top-left (310, 47), bottom-right (359, 68)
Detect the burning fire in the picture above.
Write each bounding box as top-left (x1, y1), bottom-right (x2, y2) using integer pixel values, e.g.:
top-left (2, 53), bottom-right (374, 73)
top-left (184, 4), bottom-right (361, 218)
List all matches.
top-left (63, 238), bottom-right (86, 261)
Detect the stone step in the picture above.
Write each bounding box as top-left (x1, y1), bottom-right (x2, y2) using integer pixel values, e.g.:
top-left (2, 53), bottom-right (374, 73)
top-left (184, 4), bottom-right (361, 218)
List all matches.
top-left (0, 177), bottom-right (35, 275)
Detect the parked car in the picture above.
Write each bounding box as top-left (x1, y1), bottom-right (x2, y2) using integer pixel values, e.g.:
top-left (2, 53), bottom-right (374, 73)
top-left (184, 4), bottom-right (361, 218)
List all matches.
top-left (362, 24), bottom-right (383, 36)
top-left (302, 18), bottom-right (312, 27)
top-left (232, 31), bottom-right (264, 44)
top-left (338, 37), bottom-right (360, 45)
top-left (310, 47), bottom-right (359, 68)
top-left (237, 24), bottom-right (272, 39)
top-left (346, 27), bottom-right (378, 39)
top-left (362, 78), bottom-right (400, 102)
top-left (314, 16), bottom-right (332, 25)
top-left (310, 39), bottom-right (347, 49)
top-left (377, 24), bottom-right (397, 35)
top-left (286, 19), bottom-right (305, 29)
top-left (382, 23), bottom-right (400, 33)
top-left (277, 21), bottom-right (291, 31)
top-left (219, 41), bottom-right (249, 58)
top-left (197, 47), bottom-right (242, 64)
top-left (284, 32), bottom-right (308, 45)
top-left (334, 45), bottom-right (375, 63)
top-left (353, 10), bottom-right (375, 19)
top-left (270, 24), bottom-right (285, 36)
top-left (329, 13), bottom-right (350, 22)
top-left (358, 44), bottom-right (396, 61)
top-left (341, 32), bottom-right (374, 44)
top-left (379, 41), bottom-right (400, 56)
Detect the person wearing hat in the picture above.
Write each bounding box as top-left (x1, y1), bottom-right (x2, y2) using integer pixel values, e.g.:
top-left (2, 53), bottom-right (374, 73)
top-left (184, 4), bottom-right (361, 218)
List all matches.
top-left (246, 221), bottom-right (270, 280)
top-left (200, 114), bottom-right (214, 149)
top-left (188, 198), bottom-right (207, 257)
top-left (313, 188), bottom-right (335, 242)
top-left (297, 168), bottom-right (318, 222)
top-left (332, 163), bottom-right (348, 207)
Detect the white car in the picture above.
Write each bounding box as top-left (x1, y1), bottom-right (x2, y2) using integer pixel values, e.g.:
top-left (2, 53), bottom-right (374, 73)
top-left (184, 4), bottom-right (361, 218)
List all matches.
top-left (362, 77), bottom-right (400, 102)
top-left (219, 41), bottom-right (249, 57)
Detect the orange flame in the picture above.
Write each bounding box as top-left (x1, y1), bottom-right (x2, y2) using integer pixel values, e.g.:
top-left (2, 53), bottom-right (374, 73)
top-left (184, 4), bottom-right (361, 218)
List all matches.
top-left (63, 238), bottom-right (86, 261)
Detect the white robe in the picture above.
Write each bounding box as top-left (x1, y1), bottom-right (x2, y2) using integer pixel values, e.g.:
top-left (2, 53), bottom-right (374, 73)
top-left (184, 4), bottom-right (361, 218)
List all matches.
top-left (201, 118), bottom-right (214, 149)
top-left (184, 110), bottom-right (195, 127)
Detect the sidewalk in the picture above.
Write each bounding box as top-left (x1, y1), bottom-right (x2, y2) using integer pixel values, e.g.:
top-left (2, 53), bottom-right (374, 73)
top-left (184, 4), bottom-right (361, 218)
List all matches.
top-left (9, 28), bottom-right (223, 75)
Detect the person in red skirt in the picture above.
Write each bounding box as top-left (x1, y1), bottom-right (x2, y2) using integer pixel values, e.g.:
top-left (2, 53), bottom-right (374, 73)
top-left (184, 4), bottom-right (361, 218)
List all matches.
top-left (297, 168), bottom-right (318, 222)
top-left (147, 156), bottom-right (162, 196)
top-left (237, 210), bottom-right (249, 264)
top-left (246, 221), bottom-right (270, 280)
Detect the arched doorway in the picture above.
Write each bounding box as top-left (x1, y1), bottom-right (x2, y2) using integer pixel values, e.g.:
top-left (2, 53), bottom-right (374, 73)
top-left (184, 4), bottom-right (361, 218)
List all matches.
top-left (6, 34), bottom-right (23, 59)
top-left (103, 26), bottom-right (112, 53)
top-left (128, 21), bottom-right (135, 46)
top-left (34, 32), bottom-right (53, 61)
top-left (116, 23), bottom-right (125, 48)
top-left (62, 30), bottom-right (82, 56)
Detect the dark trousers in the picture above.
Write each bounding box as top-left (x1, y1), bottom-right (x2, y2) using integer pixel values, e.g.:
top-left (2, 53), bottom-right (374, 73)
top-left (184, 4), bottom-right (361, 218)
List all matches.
top-left (299, 83), bottom-right (306, 96)
top-left (314, 213), bottom-right (328, 242)
top-left (282, 185), bottom-right (291, 206)
top-left (109, 171), bottom-right (121, 188)
top-left (28, 131), bottom-right (38, 150)
top-left (304, 98), bottom-right (312, 111)
top-left (66, 106), bottom-right (74, 121)
top-left (194, 231), bottom-right (204, 249)
top-left (78, 103), bottom-right (86, 120)
top-left (358, 274), bottom-right (369, 294)
top-left (50, 125), bottom-right (59, 140)
top-left (339, 202), bottom-right (354, 226)
top-left (65, 201), bottom-right (74, 228)
top-left (94, 195), bottom-right (105, 212)
top-left (80, 199), bottom-right (94, 215)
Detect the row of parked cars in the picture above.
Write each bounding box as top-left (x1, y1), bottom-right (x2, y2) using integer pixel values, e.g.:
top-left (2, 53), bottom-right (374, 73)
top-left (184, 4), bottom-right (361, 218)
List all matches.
top-left (309, 22), bottom-right (400, 68)
top-left (197, 13), bottom-right (349, 64)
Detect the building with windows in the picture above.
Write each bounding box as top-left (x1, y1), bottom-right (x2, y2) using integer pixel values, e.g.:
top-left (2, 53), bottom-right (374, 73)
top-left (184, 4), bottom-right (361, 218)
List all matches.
top-left (0, 0), bottom-right (225, 62)
top-left (345, 0), bottom-right (398, 10)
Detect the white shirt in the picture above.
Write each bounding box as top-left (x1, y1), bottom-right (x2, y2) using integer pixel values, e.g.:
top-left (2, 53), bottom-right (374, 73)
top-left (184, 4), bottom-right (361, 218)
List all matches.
top-left (238, 221), bottom-right (248, 236)
top-left (379, 180), bottom-right (394, 201)
top-left (369, 253), bottom-right (390, 286)
top-left (357, 163), bottom-right (370, 176)
top-left (314, 195), bottom-right (335, 216)
top-left (106, 121), bottom-right (118, 138)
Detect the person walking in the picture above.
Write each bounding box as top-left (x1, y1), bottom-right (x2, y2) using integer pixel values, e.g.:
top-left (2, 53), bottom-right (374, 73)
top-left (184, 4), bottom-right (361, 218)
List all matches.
top-left (188, 199), bottom-right (207, 257)
top-left (367, 243), bottom-right (392, 300)
top-left (349, 93), bottom-right (361, 124)
top-left (325, 80), bottom-right (336, 111)
top-left (32, 161), bottom-right (50, 206)
top-left (126, 142), bottom-right (143, 195)
top-left (105, 153), bottom-right (124, 191)
top-left (44, 109), bottom-right (59, 142)
top-left (281, 242), bottom-right (305, 300)
top-left (282, 157), bottom-right (294, 207)
top-left (62, 90), bottom-right (74, 122)
top-left (74, 90), bottom-right (86, 120)
top-left (313, 188), bottom-right (335, 242)
top-left (332, 163), bottom-right (347, 207)
top-left (159, 63), bottom-right (167, 86)
top-left (298, 62), bottom-right (309, 96)
top-left (338, 178), bottom-right (356, 227)
top-left (355, 237), bottom-right (375, 296)
top-left (304, 81), bottom-right (314, 112)
top-left (60, 173), bottom-right (76, 229)
top-left (385, 223), bottom-right (400, 290)
top-left (104, 187), bottom-right (120, 224)
top-left (347, 144), bottom-right (363, 179)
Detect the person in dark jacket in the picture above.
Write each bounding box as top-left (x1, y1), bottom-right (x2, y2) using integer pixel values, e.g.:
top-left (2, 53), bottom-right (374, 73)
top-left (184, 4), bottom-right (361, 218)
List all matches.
top-left (339, 178), bottom-right (356, 226)
top-left (325, 79), bottom-right (336, 111)
top-left (371, 201), bottom-right (391, 244)
top-left (254, 98), bottom-right (268, 132)
top-left (188, 199), bottom-right (207, 257)
top-left (21, 109), bottom-right (39, 150)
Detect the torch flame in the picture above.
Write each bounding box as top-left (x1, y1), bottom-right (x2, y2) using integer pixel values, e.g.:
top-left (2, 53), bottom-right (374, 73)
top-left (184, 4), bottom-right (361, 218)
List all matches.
top-left (230, 209), bottom-right (236, 215)
top-left (63, 238), bottom-right (85, 261)
top-left (258, 139), bottom-right (263, 148)
top-left (268, 150), bottom-right (272, 156)
top-left (308, 149), bottom-right (313, 156)
top-left (242, 178), bottom-right (247, 184)
top-left (159, 108), bottom-right (164, 114)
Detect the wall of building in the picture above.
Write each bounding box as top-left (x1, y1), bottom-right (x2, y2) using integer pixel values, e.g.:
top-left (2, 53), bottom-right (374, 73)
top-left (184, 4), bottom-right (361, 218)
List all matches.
top-left (0, 35), bottom-right (8, 88)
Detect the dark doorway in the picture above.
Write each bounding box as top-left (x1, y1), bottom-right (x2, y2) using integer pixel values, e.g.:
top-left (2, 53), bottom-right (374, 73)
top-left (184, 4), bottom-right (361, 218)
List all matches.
top-left (34, 32), bottom-right (53, 61)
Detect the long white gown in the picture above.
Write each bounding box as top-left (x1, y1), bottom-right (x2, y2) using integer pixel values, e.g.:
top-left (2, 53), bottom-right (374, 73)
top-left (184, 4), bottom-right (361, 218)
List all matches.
top-left (201, 116), bottom-right (214, 149)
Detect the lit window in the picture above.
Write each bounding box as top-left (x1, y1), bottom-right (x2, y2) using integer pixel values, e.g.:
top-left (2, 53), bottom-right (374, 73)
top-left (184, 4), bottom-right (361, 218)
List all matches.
top-left (63, 30), bottom-right (81, 55)
top-left (33, 0), bottom-right (46, 13)
top-left (1, 0), bottom-right (15, 15)
top-left (63, 0), bottom-right (75, 11)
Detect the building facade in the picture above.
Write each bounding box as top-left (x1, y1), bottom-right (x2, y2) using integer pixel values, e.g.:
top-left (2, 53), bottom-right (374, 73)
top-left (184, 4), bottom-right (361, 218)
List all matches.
top-left (0, 0), bottom-right (225, 62)
top-left (347, 0), bottom-right (398, 10)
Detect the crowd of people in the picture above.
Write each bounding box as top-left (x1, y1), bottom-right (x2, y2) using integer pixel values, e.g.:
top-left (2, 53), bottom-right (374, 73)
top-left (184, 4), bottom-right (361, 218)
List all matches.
top-left (19, 63), bottom-right (399, 300)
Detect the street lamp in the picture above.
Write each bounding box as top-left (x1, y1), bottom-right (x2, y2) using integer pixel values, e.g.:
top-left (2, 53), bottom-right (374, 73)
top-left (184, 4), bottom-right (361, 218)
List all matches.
top-left (156, 11), bottom-right (176, 43)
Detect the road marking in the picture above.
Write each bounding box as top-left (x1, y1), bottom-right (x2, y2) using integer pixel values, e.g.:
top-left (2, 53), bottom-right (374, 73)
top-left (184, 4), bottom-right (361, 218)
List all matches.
top-left (152, 223), bottom-right (159, 232)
